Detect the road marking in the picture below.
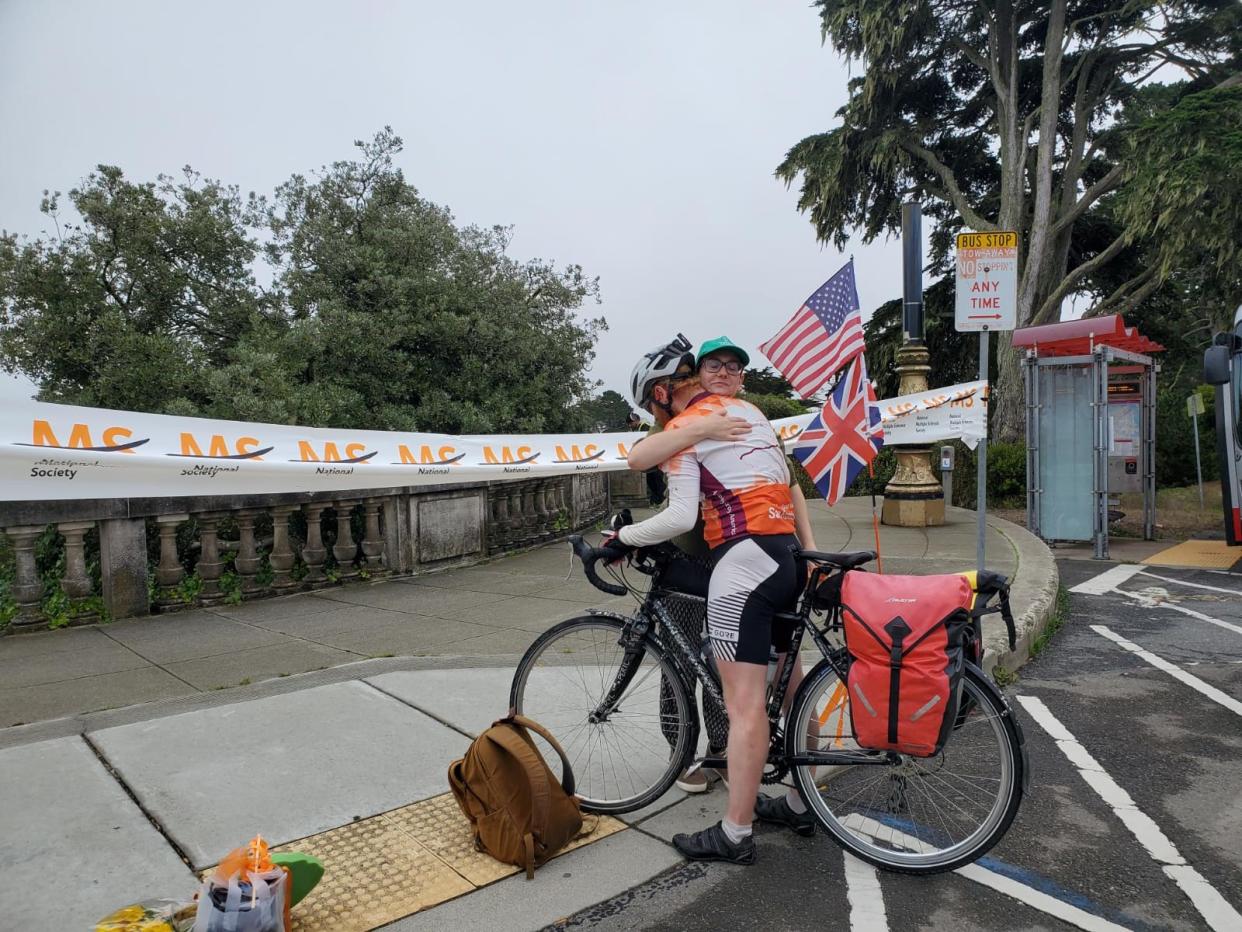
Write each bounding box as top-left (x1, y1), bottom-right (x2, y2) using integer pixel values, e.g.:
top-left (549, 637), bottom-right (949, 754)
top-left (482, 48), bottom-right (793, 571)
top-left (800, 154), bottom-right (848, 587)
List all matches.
top-left (839, 815), bottom-right (1130, 932)
top-left (1138, 570), bottom-right (1242, 597)
top-left (1090, 625), bottom-right (1242, 716)
top-left (1017, 694), bottom-right (1242, 931)
top-left (955, 864), bottom-right (1130, 932)
top-left (1112, 588), bottom-right (1242, 636)
top-left (1069, 564), bottom-right (1145, 595)
top-left (843, 853), bottom-right (889, 931)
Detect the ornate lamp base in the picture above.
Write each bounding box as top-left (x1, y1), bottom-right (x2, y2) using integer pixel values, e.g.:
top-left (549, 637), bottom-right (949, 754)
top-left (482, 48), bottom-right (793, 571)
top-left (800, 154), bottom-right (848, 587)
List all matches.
top-left (882, 343), bottom-right (945, 527)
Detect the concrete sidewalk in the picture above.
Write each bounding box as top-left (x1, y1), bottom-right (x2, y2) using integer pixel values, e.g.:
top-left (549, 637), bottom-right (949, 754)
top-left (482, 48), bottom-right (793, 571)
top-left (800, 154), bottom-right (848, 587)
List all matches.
top-left (0, 499), bottom-right (1058, 930)
top-left (0, 497), bottom-right (1052, 732)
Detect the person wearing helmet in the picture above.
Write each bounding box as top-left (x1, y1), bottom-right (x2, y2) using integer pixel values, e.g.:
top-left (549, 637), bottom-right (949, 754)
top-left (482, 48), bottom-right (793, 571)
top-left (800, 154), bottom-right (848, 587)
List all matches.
top-left (627, 336), bottom-right (821, 834)
top-left (622, 336), bottom-right (731, 788)
top-left (609, 336), bottom-right (804, 865)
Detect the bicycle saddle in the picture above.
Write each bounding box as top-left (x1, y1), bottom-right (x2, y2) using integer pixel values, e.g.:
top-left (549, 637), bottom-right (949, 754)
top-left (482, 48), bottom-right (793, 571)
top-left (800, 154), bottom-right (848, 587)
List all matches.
top-left (797, 549), bottom-right (876, 570)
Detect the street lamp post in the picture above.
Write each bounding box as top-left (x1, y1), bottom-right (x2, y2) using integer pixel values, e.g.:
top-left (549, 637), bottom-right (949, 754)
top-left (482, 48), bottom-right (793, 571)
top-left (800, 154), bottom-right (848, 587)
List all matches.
top-left (882, 201), bottom-right (946, 527)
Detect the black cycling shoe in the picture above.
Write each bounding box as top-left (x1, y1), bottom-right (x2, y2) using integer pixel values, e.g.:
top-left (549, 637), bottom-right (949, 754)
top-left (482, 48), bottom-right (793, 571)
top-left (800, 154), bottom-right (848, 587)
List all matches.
top-left (754, 794), bottom-right (816, 837)
top-left (672, 822), bottom-right (756, 864)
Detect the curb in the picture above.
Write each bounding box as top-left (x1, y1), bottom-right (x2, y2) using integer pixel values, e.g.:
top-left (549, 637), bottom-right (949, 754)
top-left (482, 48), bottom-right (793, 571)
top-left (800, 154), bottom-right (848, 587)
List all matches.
top-left (984, 511), bottom-right (1061, 675)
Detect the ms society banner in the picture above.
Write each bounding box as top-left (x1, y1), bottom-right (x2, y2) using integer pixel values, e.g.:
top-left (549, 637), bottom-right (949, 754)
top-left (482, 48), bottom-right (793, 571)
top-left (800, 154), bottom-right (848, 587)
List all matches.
top-left (0, 382), bottom-right (985, 501)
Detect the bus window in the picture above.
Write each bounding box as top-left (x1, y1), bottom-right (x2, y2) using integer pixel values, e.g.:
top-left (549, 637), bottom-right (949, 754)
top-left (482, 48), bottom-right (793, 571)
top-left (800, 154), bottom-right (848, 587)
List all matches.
top-left (1234, 323), bottom-right (1242, 446)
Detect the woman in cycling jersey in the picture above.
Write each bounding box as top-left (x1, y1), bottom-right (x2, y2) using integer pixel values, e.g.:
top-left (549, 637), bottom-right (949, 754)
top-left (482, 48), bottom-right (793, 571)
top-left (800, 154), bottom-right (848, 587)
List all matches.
top-left (609, 336), bottom-right (811, 864)
top-left (627, 337), bottom-right (821, 840)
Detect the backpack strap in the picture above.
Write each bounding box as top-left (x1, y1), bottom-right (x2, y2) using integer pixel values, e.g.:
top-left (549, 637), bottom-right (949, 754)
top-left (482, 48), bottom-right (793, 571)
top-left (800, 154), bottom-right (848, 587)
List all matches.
top-left (507, 714), bottom-right (578, 797)
top-left (996, 587), bottom-right (1017, 651)
top-left (485, 724), bottom-right (553, 877)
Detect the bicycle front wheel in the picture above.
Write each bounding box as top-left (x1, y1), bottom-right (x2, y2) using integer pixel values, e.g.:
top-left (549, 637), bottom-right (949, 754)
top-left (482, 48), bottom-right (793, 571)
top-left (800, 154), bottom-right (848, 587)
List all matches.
top-left (509, 615), bottom-right (697, 814)
top-left (788, 661), bottom-right (1024, 874)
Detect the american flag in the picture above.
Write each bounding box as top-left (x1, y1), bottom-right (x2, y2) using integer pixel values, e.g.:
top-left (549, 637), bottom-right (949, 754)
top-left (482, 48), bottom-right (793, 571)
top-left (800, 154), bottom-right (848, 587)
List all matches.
top-left (759, 260), bottom-right (864, 398)
top-left (790, 356), bottom-right (884, 506)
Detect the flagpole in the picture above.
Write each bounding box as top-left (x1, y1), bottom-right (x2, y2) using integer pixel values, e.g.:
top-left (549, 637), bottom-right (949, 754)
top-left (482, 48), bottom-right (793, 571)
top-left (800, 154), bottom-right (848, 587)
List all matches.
top-left (868, 461), bottom-right (884, 574)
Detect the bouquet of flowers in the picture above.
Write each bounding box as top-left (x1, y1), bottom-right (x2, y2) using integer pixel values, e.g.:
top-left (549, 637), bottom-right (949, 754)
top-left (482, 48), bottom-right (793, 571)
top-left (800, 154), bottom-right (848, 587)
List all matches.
top-left (94, 899), bottom-right (196, 932)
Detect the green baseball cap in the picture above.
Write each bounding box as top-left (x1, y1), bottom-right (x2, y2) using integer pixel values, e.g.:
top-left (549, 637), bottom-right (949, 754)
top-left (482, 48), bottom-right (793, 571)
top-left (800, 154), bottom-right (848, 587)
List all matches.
top-left (696, 336), bottom-right (750, 368)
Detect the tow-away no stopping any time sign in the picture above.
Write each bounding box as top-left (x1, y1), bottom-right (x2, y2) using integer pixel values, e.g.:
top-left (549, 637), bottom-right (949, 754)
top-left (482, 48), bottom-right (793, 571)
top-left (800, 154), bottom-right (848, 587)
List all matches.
top-left (955, 231), bottom-right (1018, 332)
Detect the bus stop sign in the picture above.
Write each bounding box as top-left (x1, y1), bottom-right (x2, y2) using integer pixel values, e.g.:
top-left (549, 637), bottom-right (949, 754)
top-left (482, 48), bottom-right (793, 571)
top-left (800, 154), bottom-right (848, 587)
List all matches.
top-left (955, 231), bottom-right (1018, 332)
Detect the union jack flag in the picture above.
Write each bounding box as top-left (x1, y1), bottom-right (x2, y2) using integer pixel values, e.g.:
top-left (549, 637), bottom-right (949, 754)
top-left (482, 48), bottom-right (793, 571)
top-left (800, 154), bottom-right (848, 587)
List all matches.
top-left (790, 356), bottom-right (884, 505)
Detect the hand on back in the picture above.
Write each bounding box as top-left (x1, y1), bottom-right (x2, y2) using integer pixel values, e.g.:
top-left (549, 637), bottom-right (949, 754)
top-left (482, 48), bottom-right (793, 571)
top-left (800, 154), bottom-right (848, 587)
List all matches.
top-left (692, 408), bottom-right (751, 443)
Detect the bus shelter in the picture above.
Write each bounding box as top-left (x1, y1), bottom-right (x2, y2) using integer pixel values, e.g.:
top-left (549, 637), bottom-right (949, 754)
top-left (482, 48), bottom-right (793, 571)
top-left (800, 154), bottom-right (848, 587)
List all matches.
top-left (1015, 316), bottom-right (1163, 559)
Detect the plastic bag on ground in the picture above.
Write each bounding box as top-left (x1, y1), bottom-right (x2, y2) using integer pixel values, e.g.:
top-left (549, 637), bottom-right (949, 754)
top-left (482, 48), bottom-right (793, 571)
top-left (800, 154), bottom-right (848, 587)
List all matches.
top-left (192, 835), bottom-right (290, 932)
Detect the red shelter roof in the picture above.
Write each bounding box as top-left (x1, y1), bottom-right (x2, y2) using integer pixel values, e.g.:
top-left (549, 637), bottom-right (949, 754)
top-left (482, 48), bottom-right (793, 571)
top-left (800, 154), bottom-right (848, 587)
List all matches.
top-left (1011, 315), bottom-right (1164, 357)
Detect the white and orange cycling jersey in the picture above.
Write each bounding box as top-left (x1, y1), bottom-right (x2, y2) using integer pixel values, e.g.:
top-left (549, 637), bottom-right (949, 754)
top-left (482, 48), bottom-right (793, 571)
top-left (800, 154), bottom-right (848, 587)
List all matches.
top-left (660, 393), bottom-right (795, 548)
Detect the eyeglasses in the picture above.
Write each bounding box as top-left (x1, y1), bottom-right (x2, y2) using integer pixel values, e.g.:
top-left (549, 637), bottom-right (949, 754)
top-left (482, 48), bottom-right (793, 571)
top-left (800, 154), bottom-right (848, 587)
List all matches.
top-left (701, 359), bottom-right (744, 375)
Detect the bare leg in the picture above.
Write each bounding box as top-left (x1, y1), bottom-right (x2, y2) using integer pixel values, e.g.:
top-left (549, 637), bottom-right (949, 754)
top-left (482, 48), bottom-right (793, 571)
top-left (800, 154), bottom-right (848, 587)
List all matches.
top-left (774, 653), bottom-right (818, 799)
top-left (774, 652), bottom-right (805, 715)
top-left (718, 659), bottom-right (769, 826)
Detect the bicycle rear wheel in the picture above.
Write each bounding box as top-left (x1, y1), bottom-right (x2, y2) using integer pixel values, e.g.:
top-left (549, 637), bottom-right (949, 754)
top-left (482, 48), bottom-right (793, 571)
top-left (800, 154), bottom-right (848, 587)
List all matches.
top-left (509, 615), bottom-right (697, 814)
top-left (788, 661), bottom-right (1024, 874)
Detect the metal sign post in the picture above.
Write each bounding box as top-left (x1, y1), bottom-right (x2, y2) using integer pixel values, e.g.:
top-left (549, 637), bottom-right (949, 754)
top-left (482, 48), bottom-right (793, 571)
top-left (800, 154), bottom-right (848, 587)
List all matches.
top-left (955, 231), bottom-right (1019, 574)
top-left (977, 331), bottom-right (989, 572)
top-left (1188, 392), bottom-right (1206, 508)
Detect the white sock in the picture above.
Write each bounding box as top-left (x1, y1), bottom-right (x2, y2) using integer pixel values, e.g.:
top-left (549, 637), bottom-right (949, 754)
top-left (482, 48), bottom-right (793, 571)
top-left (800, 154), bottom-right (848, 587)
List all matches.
top-left (785, 789), bottom-right (808, 814)
top-left (721, 818), bottom-right (752, 844)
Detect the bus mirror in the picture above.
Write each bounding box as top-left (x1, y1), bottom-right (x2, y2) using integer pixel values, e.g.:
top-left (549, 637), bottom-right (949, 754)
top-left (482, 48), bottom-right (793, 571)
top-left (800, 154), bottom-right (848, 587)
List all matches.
top-left (1212, 332), bottom-right (1242, 350)
top-left (1204, 345), bottom-right (1231, 385)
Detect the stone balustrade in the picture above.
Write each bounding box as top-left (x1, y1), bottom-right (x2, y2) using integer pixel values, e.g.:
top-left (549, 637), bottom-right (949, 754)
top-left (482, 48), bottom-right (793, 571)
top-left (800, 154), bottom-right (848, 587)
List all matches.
top-left (0, 473), bottom-right (615, 633)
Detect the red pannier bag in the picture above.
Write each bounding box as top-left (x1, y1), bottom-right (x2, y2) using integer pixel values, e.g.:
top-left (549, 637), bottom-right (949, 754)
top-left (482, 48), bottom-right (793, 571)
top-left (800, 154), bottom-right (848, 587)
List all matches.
top-left (840, 572), bottom-right (975, 757)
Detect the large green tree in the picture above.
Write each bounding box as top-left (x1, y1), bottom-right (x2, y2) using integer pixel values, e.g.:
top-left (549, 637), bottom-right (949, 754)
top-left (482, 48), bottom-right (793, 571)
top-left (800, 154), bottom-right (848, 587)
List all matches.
top-left (0, 167), bottom-right (272, 413)
top-left (777, 0), bottom-right (1242, 440)
top-left (265, 129), bottom-right (604, 433)
top-left (573, 389), bottom-right (632, 431)
top-left (0, 130), bottom-right (605, 434)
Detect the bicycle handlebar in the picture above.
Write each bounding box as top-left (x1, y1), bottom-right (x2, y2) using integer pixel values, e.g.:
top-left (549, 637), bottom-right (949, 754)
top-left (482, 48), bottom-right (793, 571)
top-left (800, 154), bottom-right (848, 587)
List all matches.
top-left (568, 534), bottom-right (629, 596)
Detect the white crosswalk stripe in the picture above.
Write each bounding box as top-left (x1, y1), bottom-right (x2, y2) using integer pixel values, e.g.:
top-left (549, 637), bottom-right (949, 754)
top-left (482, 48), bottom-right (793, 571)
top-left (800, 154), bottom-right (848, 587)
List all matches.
top-left (1111, 588), bottom-right (1242, 636)
top-left (1017, 694), bottom-right (1242, 931)
top-left (1090, 624), bottom-right (1242, 715)
top-left (1069, 564), bottom-right (1145, 595)
top-left (843, 853), bottom-right (889, 931)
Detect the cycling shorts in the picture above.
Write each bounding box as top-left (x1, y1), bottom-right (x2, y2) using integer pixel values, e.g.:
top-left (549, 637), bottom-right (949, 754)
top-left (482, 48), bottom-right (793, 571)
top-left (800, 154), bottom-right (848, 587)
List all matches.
top-left (706, 533), bottom-right (800, 665)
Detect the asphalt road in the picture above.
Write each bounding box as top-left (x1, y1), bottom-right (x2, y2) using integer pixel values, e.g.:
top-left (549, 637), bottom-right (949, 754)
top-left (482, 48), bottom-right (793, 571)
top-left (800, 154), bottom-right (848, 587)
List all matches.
top-left (544, 559), bottom-right (1242, 932)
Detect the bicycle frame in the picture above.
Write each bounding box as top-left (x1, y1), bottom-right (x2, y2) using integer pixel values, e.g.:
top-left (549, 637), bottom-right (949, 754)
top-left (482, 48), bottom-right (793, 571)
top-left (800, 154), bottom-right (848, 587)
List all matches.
top-left (586, 562), bottom-right (900, 774)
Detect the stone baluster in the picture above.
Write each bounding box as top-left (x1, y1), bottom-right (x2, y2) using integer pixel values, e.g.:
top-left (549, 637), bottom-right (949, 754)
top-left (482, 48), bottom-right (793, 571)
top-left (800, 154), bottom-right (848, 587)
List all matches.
top-left (195, 513), bottom-right (225, 606)
top-left (554, 480), bottom-right (569, 529)
top-left (269, 505), bottom-right (297, 592)
top-left (57, 521), bottom-right (98, 625)
top-left (6, 525), bottom-right (46, 632)
top-left (332, 500), bottom-right (360, 581)
top-left (548, 481), bottom-right (563, 533)
top-left (155, 514), bottom-right (187, 609)
top-left (360, 498), bottom-right (387, 574)
top-left (522, 484), bottom-right (539, 544)
top-left (301, 503), bottom-right (329, 588)
top-left (534, 481), bottom-right (551, 536)
top-left (196, 519), bottom-right (228, 606)
top-left (595, 474), bottom-right (608, 518)
top-left (505, 486), bottom-right (523, 543)
top-left (490, 490), bottom-right (509, 551)
top-left (234, 510), bottom-right (263, 597)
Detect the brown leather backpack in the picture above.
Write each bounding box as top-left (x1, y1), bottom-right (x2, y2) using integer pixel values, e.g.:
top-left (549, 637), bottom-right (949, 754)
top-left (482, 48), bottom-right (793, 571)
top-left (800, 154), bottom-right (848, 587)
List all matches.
top-left (447, 714), bottom-right (584, 878)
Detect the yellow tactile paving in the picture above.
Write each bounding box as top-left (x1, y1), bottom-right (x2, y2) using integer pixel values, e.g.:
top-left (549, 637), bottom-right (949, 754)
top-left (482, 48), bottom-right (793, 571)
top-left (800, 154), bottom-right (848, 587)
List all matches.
top-left (383, 793), bottom-right (518, 886)
top-left (274, 816), bottom-right (472, 932)
top-left (1143, 539), bottom-right (1241, 570)
top-left (245, 792), bottom-right (627, 931)
top-left (385, 793), bottom-right (625, 887)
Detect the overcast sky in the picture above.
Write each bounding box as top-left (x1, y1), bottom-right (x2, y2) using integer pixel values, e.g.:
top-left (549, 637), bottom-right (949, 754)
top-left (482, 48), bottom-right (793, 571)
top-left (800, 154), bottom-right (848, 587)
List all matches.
top-left (0, 0), bottom-right (912, 412)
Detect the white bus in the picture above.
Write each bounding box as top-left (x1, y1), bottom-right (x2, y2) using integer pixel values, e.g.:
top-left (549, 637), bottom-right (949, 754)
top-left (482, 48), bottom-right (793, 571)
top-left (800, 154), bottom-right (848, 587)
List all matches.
top-left (1203, 305), bottom-right (1242, 544)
